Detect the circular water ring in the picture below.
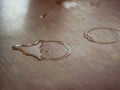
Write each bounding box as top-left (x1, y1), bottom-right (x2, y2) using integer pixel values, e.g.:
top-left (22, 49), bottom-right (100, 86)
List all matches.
top-left (84, 27), bottom-right (120, 44)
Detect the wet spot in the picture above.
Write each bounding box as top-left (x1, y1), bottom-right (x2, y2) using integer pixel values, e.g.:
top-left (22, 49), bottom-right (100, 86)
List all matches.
top-left (12, 40), bottom-right (72, 61)
top-left (84, 27), bottom-right (120, 44)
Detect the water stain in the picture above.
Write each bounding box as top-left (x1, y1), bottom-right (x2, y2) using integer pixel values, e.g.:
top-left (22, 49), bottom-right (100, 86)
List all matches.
top-left (84, 27), bottom-right (120, 44)
top-left (57, 0), bottom-right (100, 10)
top-left (12, 40), bottom-right (72, 61)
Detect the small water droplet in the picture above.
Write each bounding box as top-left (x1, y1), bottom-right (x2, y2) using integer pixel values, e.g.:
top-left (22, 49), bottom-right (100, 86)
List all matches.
top-left (12, 40), bottom-right (72, 61)
top-left (40, 14), bottom-right (47, 19)
top-left (84, 27), bottom-right (120, 44)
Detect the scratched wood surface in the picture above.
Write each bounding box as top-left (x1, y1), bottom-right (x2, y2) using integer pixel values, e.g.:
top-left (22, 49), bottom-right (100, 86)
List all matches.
top-left (0, 0), bottom-right (120, 90)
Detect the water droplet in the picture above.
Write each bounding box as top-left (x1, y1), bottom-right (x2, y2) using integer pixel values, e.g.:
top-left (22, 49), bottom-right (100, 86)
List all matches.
top-left (84, 27), bottom-right (120, 44)
top-left (12, 40), bottom-right (72, 61)
top-left (40, 14), bottom-right (47, 19)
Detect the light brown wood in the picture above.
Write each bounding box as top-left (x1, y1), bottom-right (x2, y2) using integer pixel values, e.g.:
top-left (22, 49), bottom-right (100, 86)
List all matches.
top-left (0, 0), bottom-right (120, 90)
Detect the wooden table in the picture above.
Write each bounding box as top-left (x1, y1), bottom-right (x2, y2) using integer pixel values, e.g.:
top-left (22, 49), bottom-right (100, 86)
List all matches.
top-left (0, 0), bottom-right (120, 90)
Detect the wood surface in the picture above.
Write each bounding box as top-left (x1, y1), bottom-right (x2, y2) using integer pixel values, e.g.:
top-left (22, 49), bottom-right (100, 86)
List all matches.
top-left (0, 0), bottom-right (120, 90)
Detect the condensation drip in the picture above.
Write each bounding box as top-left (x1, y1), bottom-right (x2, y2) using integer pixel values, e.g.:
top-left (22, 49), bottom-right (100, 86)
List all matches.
top-left (12, 40), bottom-right (72, 61)
top-left (84, 27), bottom-right (120, 44)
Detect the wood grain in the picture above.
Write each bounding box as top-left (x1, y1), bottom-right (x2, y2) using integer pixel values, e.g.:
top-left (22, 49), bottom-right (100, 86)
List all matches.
top-left (0, 0), bottom-right (120, 90)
